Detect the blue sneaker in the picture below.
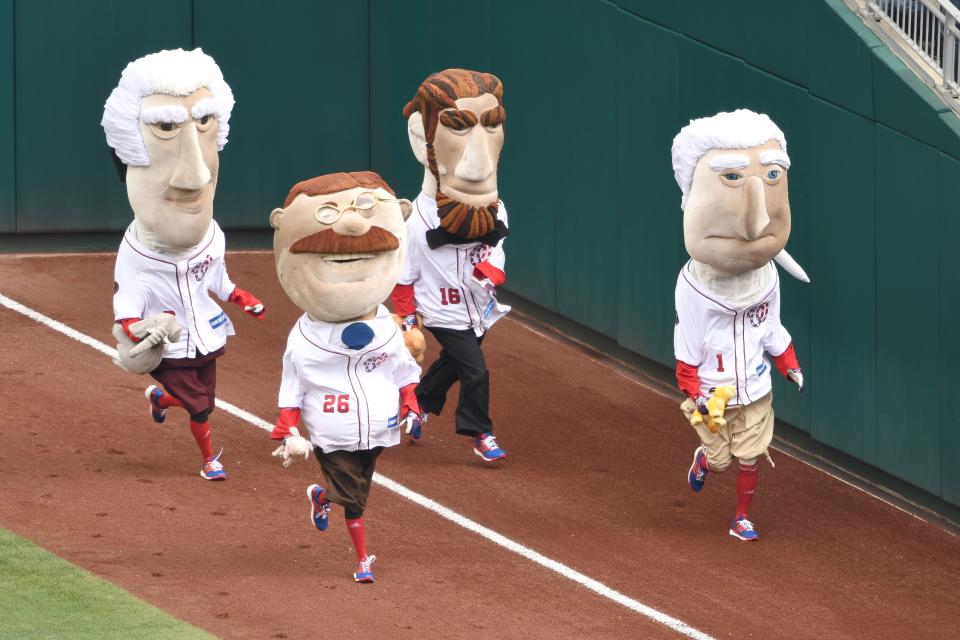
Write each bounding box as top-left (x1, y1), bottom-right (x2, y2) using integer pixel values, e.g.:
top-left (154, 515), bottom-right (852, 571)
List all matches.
top-left (687, 446), bottom-right (709, 492)
top-left (729, 516), bottom-right (759, 541)
top-left (306, 484), bottom-right (330, 532)
top-left (353, 554), bottom-right (377, 583)
top-left (144, 385), bottom-right (167, 424)
top-left (200, 450), bottom-right (227, 481)
top-left (473, 433), bottom-right (506, 462)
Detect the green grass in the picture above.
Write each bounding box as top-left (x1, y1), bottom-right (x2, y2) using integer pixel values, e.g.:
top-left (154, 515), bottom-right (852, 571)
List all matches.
top-left (0, 529), bottom-right (216, 639)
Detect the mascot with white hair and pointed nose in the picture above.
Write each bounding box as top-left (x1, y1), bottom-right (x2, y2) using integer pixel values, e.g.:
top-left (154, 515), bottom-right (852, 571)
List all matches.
top-left (102, 48), bottom-right (266, 482)
top-left (672, 109), bottom-right (807, 542)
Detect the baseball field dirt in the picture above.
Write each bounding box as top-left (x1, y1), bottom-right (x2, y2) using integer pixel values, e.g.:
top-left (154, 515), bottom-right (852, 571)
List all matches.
top-left (0, 252), bottom-right (956, 639)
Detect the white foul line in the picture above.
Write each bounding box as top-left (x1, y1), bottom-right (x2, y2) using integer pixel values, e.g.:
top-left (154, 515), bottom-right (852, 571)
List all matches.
top-left (0, 291), bottom-right (714, 640)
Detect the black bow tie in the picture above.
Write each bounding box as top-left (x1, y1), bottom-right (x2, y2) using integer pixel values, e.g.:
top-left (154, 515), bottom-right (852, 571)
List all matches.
top-left (426, 220), bottom-right (510, 250)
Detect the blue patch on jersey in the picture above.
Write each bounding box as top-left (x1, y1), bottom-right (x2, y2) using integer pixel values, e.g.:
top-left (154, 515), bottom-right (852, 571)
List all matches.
top-left (756, 362), bottom-right (768, 376)
top-left (209, 311), bottom-right (228, 329)
top-left (387, 416), bottom-right (398, 430)
top-left (342, 322), bottom-right (375, 350)
top-left (483, 299), bottom-right (496, 319)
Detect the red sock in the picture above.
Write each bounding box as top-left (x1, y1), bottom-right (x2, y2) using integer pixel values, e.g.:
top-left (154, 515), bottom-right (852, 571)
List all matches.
top-left (735, 461), bottom-right (759, 518)
top-left (158, 392), bottom-right (183, 410)
top-left (345, 517), bottom-right (367, 561)
top-left (189, 420), bottom-right (214, 461)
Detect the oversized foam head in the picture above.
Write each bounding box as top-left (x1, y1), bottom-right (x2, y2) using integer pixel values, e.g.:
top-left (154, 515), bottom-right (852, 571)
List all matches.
top-left (404, 69), bottom-right (505, 240)
top-left (672, 109), bottom-right (798, 277)
top-left (270, 172), bottom-right (412, 322)
top-left (102, 48), bottom-right (235, 250)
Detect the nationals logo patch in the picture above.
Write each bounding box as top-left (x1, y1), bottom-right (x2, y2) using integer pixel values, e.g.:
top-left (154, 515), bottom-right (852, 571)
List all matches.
top-left (468, 244), bottom-right (492, 266)
top-left (363, 352), bottom-right (389, 373)
top-left (190, 255), bottom-right (213, 282)
top-left (746, 302), bottom-right (769, 328)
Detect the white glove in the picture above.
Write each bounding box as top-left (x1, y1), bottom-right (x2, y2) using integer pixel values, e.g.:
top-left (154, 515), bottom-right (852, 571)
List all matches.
top-left (127, 314), bottom-right (183, 357)
top-left (271, 427), bottom-right (312, 468)
top-left (788, 368), bottom-right (804, 393)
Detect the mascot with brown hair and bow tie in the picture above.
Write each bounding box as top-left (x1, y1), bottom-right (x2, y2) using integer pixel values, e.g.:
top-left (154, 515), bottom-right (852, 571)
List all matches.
top-left (391, 69), bottom-right (511, 463)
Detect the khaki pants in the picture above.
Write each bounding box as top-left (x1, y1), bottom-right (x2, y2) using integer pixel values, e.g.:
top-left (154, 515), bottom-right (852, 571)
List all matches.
top-left (680, 392), bottom-right (774, 472)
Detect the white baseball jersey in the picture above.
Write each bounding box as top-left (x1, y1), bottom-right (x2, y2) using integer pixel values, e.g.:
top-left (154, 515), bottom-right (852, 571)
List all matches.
top-left (398, 192), bottom-right (510, 336)
top-left (113, 220), bottom-right (236, 359)
top-left (674, 260), bottom-right (792, 407)
top-left (278, 305), bottom-right (421, 453)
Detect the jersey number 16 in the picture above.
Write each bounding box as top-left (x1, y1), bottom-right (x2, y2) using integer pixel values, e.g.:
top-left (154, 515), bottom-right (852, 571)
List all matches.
top-left (439, 287), bottom-right (461, 305)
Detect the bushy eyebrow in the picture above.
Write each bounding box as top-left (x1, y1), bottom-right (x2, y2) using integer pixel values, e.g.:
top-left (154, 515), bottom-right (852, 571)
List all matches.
top-left (759, 149), bottom-right (791, 169)
top-left (191, 99), bottom-right (218, 119)
top-left (141, 105), bottom-right (188, 124)
top-left (709, 154), bottom-right (750, 171)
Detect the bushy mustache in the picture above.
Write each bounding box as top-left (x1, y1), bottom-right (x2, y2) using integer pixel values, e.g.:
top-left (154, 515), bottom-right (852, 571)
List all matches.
top-left (290, 226), bottom-right (399, 254)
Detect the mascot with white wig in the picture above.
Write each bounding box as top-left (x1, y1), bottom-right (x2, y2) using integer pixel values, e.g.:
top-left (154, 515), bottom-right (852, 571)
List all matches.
top-left (672, 109), bottom-right (807, 541)
top-left (102, 48), bottom-right (265, 481)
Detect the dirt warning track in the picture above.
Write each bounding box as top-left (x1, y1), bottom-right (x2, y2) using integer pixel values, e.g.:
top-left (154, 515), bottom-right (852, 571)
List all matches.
top-left (0, 252), bottom-right (957, 640)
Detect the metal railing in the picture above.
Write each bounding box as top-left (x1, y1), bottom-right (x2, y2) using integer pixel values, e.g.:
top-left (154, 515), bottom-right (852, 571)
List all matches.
top-left (848, 0), bottom-right (960, 110)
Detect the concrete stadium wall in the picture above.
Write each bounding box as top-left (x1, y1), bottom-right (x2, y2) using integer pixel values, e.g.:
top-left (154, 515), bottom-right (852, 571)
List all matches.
top-left (1, 0), bottom-right (959, 506)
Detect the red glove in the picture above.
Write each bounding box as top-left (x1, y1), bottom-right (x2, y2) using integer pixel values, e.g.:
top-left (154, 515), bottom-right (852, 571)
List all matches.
top-left (228, 287), bottom-right (266, 319)
top-left (118, 317), bottom-right (143, 343)
top-left (271, 407), bottom-right (302, 440)
top-left (398, 384), bottom-right (423, 440)
top-left (473, 262), bottom-right (505, 287)
top-left (391, 283), bottom-right (416, 317)
top-left (399, 384), bottom-right (421, 419)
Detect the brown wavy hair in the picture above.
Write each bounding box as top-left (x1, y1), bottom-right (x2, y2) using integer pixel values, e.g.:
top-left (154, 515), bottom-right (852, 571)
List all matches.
top-left (283, 171), bottom-right (395, 208)
top-left (403, 69), bottom-right (506, 239)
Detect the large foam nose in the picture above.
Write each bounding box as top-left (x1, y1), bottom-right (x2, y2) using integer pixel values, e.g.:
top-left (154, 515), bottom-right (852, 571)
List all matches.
top-left (454, 130), bottom-right (495, 182)
top-left (335, 210), bottom-right (371, 237)
top-left (739, 176), bottom-right (770, 241)
top-left (169, 124), bottom-right (211, 191)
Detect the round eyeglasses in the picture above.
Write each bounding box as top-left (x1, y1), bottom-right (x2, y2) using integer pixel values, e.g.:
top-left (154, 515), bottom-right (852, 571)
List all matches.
top-left (315, 191), bottom-right (401, 225)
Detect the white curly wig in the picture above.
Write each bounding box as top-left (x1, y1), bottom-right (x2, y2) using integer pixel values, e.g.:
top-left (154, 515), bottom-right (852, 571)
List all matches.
top-left (671, 109), bottom-right (789, 210)
top-left (101, 48), bottom-right (234, 167)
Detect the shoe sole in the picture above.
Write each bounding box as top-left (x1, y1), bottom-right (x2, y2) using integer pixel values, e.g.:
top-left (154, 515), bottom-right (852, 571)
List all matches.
top-left (144, 385), bottom-right (166, 424)
top-left (687, 446), bottom-right (706, 492)
top-left (200, 471), bottom-right (227, 481)
top-left (353, 574), bottom-right (376, 583)
top-left (728, 529), bottom-right (759, 541)
top-left (473, 448), bottom-right (506, 462)
top-left (306, 484), bottom-right (329, 531)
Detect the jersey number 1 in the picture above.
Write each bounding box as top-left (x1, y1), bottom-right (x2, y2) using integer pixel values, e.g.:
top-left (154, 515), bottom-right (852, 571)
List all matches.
top-left (716, 353), bottom-right (725, 372)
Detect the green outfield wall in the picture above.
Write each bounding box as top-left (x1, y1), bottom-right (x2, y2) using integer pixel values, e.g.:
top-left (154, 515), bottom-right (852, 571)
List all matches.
top-left (1, 0), bottom-right (959, 506)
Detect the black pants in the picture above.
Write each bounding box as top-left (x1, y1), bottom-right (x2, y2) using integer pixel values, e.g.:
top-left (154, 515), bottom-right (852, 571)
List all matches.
top-left (417, 326), bottom-right (491, 437)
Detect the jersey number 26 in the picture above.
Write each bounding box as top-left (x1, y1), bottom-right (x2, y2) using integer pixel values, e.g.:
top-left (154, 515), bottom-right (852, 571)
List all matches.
top-left (322, 394), bottom-right (350, 413)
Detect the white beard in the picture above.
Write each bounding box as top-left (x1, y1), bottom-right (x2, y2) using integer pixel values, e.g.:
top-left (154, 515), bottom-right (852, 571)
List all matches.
top-left (692, 260), bottom-right (774, 308)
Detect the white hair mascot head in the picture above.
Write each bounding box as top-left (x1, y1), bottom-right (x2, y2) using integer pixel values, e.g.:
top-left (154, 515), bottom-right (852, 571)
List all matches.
top-left (671, 109), bottom-right (808, 283)
top-left (102, 48), bottom-right (234, 252)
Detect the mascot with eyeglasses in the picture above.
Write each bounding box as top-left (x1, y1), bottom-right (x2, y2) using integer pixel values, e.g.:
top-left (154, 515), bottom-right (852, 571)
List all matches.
top-left (672, 109), bottom-right (808, 542)
top-left (267, 171), bottom-right (422, 584)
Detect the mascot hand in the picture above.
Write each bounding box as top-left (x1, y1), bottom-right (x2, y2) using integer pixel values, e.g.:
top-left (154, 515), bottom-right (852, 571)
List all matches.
top-left (271, 427), bottom-right (312, 468)
top-left (788, 368), bottom-right (804, 393)
top-left (112, 314), bottom-right (181, 375)
top-left (129, 313), bottom-right (182, 346)
top-left (229, 287), bottom-right (266, 319)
